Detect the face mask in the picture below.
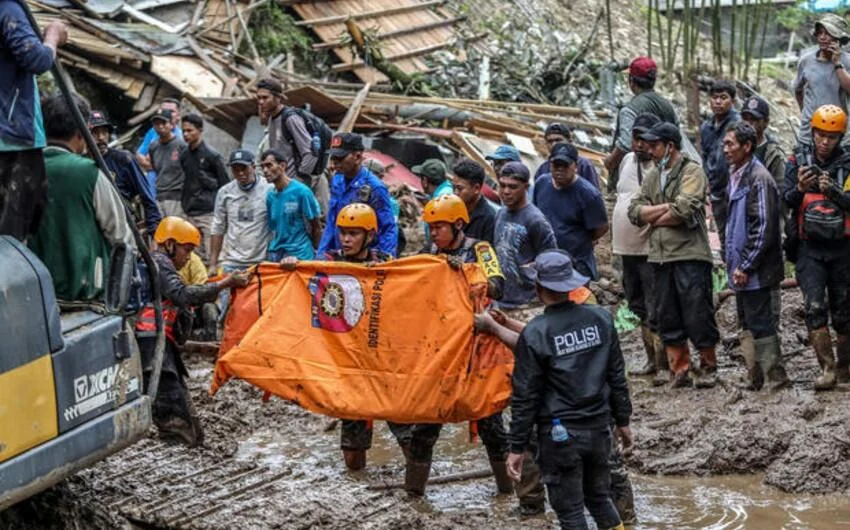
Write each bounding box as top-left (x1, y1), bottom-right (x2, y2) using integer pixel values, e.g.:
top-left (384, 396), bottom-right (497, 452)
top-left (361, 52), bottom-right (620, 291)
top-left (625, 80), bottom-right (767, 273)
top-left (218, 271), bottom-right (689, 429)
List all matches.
top-left (238, 175), bottom-right (258, 191)
top-left (657, 145), bottom-right (672, 170)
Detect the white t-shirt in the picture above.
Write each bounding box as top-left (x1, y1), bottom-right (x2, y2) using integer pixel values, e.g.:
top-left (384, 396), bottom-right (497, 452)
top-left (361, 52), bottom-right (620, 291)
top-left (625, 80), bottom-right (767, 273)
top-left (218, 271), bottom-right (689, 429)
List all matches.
top-left (210, 177), bottom-right (273, 267)
top-left (612, 152), bottom-right (652, 256)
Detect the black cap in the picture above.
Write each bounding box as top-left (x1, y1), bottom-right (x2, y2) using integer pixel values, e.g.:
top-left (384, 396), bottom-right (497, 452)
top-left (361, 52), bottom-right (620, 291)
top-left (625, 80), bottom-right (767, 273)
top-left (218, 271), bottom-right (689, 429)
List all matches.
top-left (151, 108), bottom-right (174, 123)
top-left (520, 249), bottom-right (589, 293)
top-left (329, 133), bottom-right (364, 158)
top-left (88, 110), bottom-right (112, 130)
top-left (741, 96), bottom-right (769, 120)
top-left (229, 149), bottom-right (255, 166)
top-left (640, 122), bottom-right (681, 146)
top-left (632, 113), bottom-right (661, 136)
top-left (549, 142), bottom-right (578, 164)
top-left (544, 122), bottom-right (571, 137)
top-left (499, 161), bottom-right (530, 181)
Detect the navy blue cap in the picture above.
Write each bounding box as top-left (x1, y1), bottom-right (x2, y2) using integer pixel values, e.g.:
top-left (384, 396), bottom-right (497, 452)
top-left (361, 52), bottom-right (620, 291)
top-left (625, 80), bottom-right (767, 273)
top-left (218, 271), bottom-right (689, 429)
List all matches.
top-left (499, 161), bottom-right (530, 181)
top-left (549, 142), bottom-right (578, 164)
top-left (330, 133), bottom-right (364, 158)
top-left (229, 149), bottom-right (255, 166)
top-left (741, 96), bottom-right (769, 120)
top-left (521, 249), bottom-right (589, 293)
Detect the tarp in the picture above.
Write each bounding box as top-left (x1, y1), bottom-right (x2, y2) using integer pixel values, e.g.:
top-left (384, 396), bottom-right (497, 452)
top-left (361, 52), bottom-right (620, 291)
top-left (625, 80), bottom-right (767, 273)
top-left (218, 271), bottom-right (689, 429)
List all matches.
top-left (210, 256), bottom-right (514, 423)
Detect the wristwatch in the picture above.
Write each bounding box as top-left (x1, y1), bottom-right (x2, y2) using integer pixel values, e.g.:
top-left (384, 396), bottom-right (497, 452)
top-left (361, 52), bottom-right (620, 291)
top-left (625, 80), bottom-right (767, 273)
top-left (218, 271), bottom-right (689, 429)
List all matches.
top-left (836, 63), bottom-right (845, 71)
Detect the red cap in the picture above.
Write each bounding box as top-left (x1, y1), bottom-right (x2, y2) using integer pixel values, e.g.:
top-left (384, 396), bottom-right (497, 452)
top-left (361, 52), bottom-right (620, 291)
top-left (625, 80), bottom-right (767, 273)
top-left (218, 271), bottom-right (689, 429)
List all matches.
top-left (629, 56), bottom-right (657, 78)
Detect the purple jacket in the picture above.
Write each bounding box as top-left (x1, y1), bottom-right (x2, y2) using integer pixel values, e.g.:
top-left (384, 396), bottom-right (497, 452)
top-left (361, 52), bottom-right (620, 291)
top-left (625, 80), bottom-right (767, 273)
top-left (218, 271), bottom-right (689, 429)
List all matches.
top-left (724, 159), bottom-right (784, 291)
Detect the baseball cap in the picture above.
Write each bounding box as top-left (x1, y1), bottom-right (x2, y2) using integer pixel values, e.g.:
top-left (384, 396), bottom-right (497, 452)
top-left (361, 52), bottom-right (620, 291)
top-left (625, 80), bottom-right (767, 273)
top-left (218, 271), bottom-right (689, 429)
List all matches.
top-left (485, 145), bottom-right (521, 162)
top-left (640, 122), bottom-right (682, 146)
top-left (544, 122), bottom-right (571, 137)
top-left (628, 56), bottom-right (657, 79)
top-left (632, 113), bottom-right (661, 136)
top-left (741, 96), bottom-right (769, 120)
top-left (412, 158), bottom-right (447, 183)
top-left (499, 161), bottom-right (530, 182)
top-left (521, 249), bottom-right (589, 293)
top-left (151, 108), bottom-right (174, 123)
top-left (256, 77), bottom-right (284, 96)
top-left (89, 110), bottom-right (112, 130)
top-left (549, 142), bottom-right (578, 164)
top-left (229, 149), bottom-right (255, 166)
top-left (329, 133), bottom-right (364, 158)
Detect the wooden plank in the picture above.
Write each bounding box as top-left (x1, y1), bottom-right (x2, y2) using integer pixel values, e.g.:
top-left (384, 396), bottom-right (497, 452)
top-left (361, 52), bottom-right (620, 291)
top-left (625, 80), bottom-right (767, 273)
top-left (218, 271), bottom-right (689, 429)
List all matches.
top-left (185, 36), bottom-right (232, 94)
top-left (151, 55), bottom-right (224, 98)
top-left (312, 16), bottom-right (465, 50)
top-left (194, 0), bottom-right (268, 38)
top-left (295, 0), bottom-right (447, 27)
top-left (450, 131), bottom-right (498, 180)
top-left (134, 84), bottom-right (158, 112)
top-left (336, 83), bottom-right (371, 133)
top-left (330, 40), bottom-right (453, 72)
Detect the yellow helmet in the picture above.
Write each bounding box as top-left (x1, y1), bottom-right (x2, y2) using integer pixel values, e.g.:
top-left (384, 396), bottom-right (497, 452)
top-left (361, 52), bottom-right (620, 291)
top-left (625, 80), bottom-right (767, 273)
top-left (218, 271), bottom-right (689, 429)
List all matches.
top-left (423, 194), bottom-right (469, 225)
top-left (154, 216), bottom-right (201, 246)
top-left (811, 105), bottom-right (848, 133)
top-left (336, 203), bottom-right (378, 231)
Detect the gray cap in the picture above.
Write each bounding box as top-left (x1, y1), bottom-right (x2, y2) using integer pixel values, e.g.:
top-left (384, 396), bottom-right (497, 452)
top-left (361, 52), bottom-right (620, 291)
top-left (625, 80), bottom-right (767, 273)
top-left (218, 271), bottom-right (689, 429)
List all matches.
top-left (815, 13), bottom-right (850, 43)
top-left (521, 249), bottom-right (589, 293)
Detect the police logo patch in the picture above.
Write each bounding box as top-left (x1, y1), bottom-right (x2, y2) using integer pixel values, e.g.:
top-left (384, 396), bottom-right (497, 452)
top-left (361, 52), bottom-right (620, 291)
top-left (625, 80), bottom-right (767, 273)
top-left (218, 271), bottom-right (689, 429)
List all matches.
top-left (309, 273), bottom-right (365, 332)
top-left (748, 98), bottom-right (759, 110)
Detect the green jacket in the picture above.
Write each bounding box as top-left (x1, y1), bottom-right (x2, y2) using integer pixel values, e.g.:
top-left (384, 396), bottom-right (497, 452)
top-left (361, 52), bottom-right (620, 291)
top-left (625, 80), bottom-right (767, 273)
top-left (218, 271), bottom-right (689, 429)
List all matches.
top-left (627, 156), bottom-right (713, 264)
top-left (28, 146), bottom-right (111, 301)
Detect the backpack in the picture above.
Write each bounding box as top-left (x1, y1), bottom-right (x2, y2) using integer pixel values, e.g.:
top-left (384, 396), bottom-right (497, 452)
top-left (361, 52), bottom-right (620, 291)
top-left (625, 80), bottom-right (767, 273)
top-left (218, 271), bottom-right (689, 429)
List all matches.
top-left (281, 107), bottom-right (334, 176)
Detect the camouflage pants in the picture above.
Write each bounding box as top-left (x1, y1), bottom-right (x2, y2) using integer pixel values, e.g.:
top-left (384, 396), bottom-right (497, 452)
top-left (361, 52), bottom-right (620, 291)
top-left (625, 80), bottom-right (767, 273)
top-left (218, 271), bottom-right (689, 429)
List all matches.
top-left (407, 411), bottom-right (508, 464)
top-left (340, 419), bottom-right (412, 451)
top-left (0, 149), bottom-right (47, 241)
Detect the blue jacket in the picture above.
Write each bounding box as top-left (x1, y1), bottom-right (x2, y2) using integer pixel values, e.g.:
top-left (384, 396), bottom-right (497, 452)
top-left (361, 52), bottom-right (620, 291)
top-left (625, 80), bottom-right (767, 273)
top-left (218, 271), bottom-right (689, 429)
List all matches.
top-left (0, 0), bottom-right (55, 148)
top-left (318, 166), bottom-right (398, 256)
top-left (103, 147), bottom-right (161, 233)
top-left (700, 109), bottom-right (740, 199)
top-left (725, 159), bottom-right (783, 291)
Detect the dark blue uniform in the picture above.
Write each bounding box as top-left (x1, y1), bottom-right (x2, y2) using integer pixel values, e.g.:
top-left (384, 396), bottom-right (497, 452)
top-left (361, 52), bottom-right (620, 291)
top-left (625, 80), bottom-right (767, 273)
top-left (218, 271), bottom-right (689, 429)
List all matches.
top-left (103, 147), bottom-right (161, 233)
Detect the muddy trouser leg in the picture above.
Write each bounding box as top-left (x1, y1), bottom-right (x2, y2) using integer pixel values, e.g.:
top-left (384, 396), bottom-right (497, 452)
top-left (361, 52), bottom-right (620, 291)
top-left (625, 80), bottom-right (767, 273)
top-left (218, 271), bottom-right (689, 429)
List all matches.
top-left (387, 422), bottom-right (413, 456)
top-left (608, 424), bottom-right (635, 524)
top-left (139, 338), bottom-right (192, 425)
top-left (0, 149), bottom-right (47, 241)
top-left (539, 427), bottom-right (621, 530)
top-left (737, 287), bottom-right (777, 339)
top-left (517, 434), bottom-right (546, 511)
top-left (477, 412), bottom-right (513, 493)
top-left (672, 261), bottom-right (719, 357)
top-left (621, 255), bottom-right (648, 324)
top-left (405, 423), bottom-right (441, 495)
top-left (825, 252), bottom-right (850, 337)
top-left (340, 420), bottom-right (373, 451)
top-left (796, 252), bottom-right (830, 332)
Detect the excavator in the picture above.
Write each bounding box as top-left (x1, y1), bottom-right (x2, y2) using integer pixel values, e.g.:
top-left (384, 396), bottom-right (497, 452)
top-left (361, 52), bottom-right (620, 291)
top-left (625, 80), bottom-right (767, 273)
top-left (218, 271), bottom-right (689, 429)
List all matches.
top-left (0, 1), bottom-right (165, 511)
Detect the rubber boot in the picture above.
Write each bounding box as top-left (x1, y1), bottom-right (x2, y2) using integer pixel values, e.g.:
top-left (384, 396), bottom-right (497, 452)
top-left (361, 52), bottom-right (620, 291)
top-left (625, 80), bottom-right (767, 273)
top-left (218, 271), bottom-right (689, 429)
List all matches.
top-left (811, 327), bottom-right (837, 391)
top-left (489, 458), bottom-right (514, 494)
top-left (836, 334), bottom-right (850, 385)
top-left (629, 325), bottom-right (658, 376)
top-left (652, 333), bottom-right (672, 387)
top-left (694, 347), bottom-right (718, 388)
top-left (404, 460), bottom-right (432, 496)
top-left (343, 449), bottom-right (367, 471)
top-left (201, 302), bottom-right (219, 342)
top-left (737, 331), bottom-right (764, 391)
top-left (754, 334), bottom-right (790, 391)
top-left (602, 524), bottom-right (626, 530)
top-left (667, 343), bottom-right (692, 388)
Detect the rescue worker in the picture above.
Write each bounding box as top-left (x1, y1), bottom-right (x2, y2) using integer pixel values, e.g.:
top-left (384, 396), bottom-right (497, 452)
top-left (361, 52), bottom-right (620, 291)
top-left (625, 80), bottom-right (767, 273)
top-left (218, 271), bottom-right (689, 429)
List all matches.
top-left (89, 110), bottom-right (162, 235)
top-left (628, 122), bottom-right (720, 389)
top-left (136, 217), bottom-right (250, 445)
top-left (404, 194), bottom-right (511, 497)
top-left (502, 249), bottom-right (632, 530)
top-left (280, 204), bottom-right (411, 470)
top-left (784, 105), bottom-right (850, 390)
top-left (723, 122), bottom-right (789, 391)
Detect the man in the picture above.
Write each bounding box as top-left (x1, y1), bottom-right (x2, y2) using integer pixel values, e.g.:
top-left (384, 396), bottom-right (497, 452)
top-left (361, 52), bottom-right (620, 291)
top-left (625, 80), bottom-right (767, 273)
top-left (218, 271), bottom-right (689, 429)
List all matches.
top-left (534, 123), bottom-right (600, 189)
top-left (502, 249), bottom-right (632, 530)
top-left (135, 217), bottom-right (249, 445)
top-left (740, 96), bottom-right (786, 189)
top-left (452, 158), bottom-right (497, 243)
top-left (611, 114), bottom-right (668, 384)
top-left (700, 80), bottom-right (740, 253)
top-left (27, 94), bottom-right (136, 302)
top-left (281, 204), bottom-right (411, 471)
top-left (179, 113), bottom-right (230, 260)
top-left (414, 158), bottom-right (453, 198)
top-left (208, 149), bottom-right (271, 319)
top-left (494, 161), bottom-right (557, 308)
top-left (318, 133), bottom-right (398, 257)
top-left (136, 98), bottom-right (182, 189)
top-left (405, 194), bottom-right (511, 497)
top-left (533, 143), bottom-right (608, 280)
top-left (89, 110), bottom-right (161, 235)
top-left (485, 144), bottom-right (521, 176)
top-left (784, 105), bottom-right (850, 391)
top-left (0, 5), bottom-right (67, 241)
top-left (793, 14), bottom-right (850, 148)
top-left (261, 149), bottom-right (321, 261)
top-left (148, 109), bottom-right (188, 218)
top-left (363, 157), bottom-right (406, 255)
top-left (604, 56), bottom-right (678, 192)
top-left (723, 122), bottom-right (789, 391)
top-left (255, 77), bottom-right (329, 214)
top-left (628, 122), bottom-right (719, 389)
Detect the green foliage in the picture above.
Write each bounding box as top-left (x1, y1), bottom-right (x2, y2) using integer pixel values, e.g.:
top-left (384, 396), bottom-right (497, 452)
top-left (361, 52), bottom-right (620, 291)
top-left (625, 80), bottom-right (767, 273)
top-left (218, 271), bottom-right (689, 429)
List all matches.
top-left (776, 1), bottom-right (811, 31)
top-left (247, 4), bottom-right (327, 75)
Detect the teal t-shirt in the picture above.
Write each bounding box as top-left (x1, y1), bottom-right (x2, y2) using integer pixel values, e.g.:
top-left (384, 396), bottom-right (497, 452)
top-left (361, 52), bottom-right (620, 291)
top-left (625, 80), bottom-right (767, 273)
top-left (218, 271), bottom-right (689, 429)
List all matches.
top-left (266, 179), bottom-right (321, 260)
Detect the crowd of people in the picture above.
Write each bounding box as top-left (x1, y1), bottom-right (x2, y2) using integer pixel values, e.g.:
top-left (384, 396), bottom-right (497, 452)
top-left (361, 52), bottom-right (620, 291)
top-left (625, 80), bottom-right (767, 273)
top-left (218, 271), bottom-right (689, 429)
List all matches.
top-left (3, 6), bottom-right (850, 529)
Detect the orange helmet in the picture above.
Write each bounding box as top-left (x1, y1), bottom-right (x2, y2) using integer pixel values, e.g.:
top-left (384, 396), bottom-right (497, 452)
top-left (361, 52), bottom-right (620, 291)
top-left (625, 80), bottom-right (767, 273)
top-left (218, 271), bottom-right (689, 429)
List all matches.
top-left (336, 203), bottom-right (378, 231)
top-left (154, 216), bottom-right (201, 246)
top-left (423, 194), bottom-right (469, 225)
top-left (811, 105), bottom-right (847, 133)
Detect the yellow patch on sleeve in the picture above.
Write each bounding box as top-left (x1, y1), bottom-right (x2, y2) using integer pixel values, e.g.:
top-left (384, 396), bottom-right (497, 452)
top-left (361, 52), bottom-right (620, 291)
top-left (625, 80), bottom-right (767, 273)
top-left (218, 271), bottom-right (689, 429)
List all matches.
top-left (474, 242), bottom-right (504, 279)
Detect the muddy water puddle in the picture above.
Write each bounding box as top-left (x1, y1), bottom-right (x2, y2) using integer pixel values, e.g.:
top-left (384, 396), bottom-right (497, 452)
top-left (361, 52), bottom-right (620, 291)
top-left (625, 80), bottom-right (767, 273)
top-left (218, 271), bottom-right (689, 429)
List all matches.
top-left (235, 420), bottom-right (850, 529)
